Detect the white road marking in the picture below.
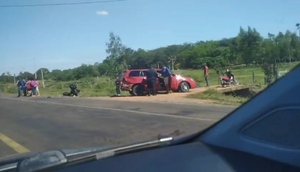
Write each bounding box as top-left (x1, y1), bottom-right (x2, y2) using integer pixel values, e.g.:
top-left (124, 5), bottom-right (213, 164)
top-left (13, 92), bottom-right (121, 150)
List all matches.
top-left (1, 97), bottom-right (216, 121)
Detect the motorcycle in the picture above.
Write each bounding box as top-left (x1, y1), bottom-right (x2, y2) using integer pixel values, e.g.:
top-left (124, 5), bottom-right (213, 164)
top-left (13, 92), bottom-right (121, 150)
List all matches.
top-left (217, 70), bottom-right (239, 87)
top-left (62, 83), bottom-right (80, 97)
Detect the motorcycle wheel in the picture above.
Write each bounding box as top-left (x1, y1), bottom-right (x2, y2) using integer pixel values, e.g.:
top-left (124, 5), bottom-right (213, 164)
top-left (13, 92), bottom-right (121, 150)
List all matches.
top-left (220, 80), bottom-right (225, 87)
top-left (233, 79), bottom-right (239, 85)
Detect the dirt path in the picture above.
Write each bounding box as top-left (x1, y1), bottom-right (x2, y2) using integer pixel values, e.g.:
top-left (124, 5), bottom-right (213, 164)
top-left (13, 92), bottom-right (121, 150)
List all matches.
top-left (85, 85), bottom-right (248, 106)
top-left (86, 86), bottom-right (218, 105)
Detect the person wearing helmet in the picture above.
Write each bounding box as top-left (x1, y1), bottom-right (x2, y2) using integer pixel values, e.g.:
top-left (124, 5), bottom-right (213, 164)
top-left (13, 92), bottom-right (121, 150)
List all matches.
top-left (69, 82), bottom-right (79, 97)
top-left (226, 69), bottom-right (235, 81)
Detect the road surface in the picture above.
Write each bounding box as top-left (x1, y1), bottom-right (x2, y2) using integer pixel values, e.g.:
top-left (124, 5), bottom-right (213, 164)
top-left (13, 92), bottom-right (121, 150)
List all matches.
top-left (0, 95), bottom-right (237, 159)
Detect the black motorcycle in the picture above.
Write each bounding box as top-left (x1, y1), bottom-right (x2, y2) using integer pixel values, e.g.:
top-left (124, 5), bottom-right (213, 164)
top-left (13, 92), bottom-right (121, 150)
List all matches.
top-left (63, 83), bottom-right (80, 97)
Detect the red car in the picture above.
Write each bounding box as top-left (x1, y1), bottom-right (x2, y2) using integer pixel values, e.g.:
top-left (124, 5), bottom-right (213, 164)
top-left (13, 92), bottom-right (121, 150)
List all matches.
top-left (120, 69), bottom-right (197, 96)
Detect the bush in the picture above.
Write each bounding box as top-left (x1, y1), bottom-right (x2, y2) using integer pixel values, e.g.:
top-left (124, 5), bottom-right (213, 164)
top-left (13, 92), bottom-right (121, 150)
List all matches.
top-left (187, 89), bottom-right (248, 105)
top-left (94, 82), bottom-right (115, 93)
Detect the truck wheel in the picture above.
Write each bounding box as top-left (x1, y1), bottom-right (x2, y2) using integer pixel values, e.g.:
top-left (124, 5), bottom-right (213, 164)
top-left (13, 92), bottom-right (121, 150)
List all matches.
top-left (179, 82), bottom-right (190, 92)
top-left (132, 84), bottom-right (145, 96)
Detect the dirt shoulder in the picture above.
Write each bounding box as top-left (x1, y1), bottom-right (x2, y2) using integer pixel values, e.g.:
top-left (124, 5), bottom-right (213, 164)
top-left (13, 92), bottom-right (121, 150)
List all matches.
top-left (84, 85), bottom-right (251, 107)
top-left (85, 87), bottom-right (218, 105)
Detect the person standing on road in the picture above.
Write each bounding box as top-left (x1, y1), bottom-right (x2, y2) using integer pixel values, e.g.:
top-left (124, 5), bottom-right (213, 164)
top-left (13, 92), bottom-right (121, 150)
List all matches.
top-left (16, 78), bottom-right (22, 97)
top-left (115, 76), bottom-right (121, 97)
top-left (161, 65), bottom-right (172, 94)
top-left (146, 66), bottom-right (158, 96)
top-left (21, 78), bottom-right (27, 96)
top-left (204, 63), bottom-right (210, 87)
top-left (30, 77), bottom-right (38, 97)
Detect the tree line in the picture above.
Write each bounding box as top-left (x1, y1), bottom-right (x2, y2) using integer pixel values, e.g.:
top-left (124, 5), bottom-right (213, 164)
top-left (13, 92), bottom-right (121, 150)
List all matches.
top-left (1, 25), bottom-right (300, 83)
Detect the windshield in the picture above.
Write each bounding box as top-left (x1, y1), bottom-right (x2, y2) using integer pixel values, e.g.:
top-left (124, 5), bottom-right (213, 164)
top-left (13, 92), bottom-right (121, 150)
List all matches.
top-left (0, 0), bottom-right (299, 166)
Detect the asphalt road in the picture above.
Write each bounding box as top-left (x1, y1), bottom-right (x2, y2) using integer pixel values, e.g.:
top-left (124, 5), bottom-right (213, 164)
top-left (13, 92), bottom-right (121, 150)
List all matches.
top-left (0, 95), bottom-right (237, 159)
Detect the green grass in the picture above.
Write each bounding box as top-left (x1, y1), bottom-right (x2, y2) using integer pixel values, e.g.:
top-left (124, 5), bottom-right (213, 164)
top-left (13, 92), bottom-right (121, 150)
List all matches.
top-left (40, 78), bottom-right (116, 97)
top-left (183, 62), bottom-right (299, 105)
top-left (0, 77), bottom-right (129, 97)
top-left (1, 62), bottom-right (299, 98)
top-left (186, 89), bottom-right (248, 105)
top-left (175, 62), bottom-right (299, 86)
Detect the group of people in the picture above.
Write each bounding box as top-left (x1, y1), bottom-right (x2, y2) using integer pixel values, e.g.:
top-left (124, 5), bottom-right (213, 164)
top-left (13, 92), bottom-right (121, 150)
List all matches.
top-left (113, 63), bottom-right (235, 97)
top-left (146, 65), bottom-right (172, 96)
top-left (114, 65), bottom-right (172, 97)
top-left (16, 77), bottom-right (40, 97)
top-left (13, 64), bottom-right (234, 98)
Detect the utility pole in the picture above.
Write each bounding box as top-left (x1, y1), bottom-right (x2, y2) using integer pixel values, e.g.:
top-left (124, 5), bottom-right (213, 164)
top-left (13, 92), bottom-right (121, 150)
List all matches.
top-left (168, 56), bottom-right (177, 70)
top-left (34, 58), bottom-right (37, 79)
top-left (288, 37), bottom-right (292, 64)
top-left (41, 69), bottom-right (45, 88)
top-left (296, 23), bottom-right (300, 37)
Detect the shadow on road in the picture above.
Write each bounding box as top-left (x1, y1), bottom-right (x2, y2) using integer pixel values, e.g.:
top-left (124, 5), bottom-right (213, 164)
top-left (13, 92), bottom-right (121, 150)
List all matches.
top-left (109, 91), bottom-right (171, 98)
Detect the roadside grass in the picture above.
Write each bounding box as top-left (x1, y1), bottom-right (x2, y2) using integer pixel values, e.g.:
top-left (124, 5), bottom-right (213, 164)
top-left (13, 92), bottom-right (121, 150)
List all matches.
top-left (1, 62), bottom-right (298, 98)
top-left (186, 89), bottom-right (248, 105)
top-left (0, 77), bottom-right (129, 97)
top-left (40, 78), bottom-right (116, 97)
top-left (182, 62), bottom-right (299, 105)
top-left (175, 62), bottom-right (298, 86)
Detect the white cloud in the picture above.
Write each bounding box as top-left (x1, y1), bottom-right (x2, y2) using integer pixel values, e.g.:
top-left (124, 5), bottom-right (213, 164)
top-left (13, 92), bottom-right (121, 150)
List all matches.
top-left (96, 10), bottom-right (108, 16)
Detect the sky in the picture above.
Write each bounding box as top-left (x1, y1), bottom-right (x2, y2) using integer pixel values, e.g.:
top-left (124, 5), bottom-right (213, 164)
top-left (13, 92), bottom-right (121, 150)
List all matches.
top-left (0, 0), bottom-right (299, 75)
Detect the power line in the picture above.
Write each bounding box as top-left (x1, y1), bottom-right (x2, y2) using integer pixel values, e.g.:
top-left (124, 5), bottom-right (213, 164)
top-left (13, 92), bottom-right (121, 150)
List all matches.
top-left (0, 0), bottom-right (126, 8)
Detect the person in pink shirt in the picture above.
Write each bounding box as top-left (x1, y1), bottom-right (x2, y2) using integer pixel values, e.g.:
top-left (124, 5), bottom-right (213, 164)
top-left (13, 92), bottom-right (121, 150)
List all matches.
top-left (30, 77), bottom-right (39, 97)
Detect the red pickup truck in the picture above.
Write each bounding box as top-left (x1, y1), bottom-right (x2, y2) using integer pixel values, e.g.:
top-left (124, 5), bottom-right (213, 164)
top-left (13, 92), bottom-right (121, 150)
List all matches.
top-left (120, 69), bottom-right (197, 96)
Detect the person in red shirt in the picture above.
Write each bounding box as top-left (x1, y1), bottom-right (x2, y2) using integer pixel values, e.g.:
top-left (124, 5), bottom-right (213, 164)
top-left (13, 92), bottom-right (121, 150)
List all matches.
top-left (204, 63), bottom-right (209, 87)
top-left (26, 79), bottom-right (32, 96)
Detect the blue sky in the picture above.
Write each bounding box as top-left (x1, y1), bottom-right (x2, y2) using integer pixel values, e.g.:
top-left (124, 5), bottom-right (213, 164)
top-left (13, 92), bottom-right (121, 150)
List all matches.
top-left (0, 0), bottom-right (299, 75)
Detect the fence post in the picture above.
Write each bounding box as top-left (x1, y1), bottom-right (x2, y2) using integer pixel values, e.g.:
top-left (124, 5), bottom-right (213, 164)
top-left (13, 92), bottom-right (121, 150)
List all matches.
top-left (252, 72), bottom-right (255, 83)
top-left (264, 77), bottom-right (267, 85)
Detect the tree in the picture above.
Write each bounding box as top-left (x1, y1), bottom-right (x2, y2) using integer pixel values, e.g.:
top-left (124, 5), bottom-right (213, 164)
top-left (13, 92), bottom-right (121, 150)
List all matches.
top-left (9, 27), bottom-right (300, 82)
top-left (260, 33), bottom-right (280, 84)
top-left (236, 26), bottom-right (262, 64)
top-left (35, 68), bottom-right (50, 80)
top-left (296, 23), bottom-right (300, 36)
top-left (18, 72), bottom-right (34, 80)
top-left (102, 32), bottom-right (130, 77)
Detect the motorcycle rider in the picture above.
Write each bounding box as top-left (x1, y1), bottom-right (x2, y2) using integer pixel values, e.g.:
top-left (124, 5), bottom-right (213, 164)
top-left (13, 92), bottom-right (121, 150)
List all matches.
top-left (70, 82), bottom-right (79, 97)
top-left (226, 69), bottom-right (235, 83)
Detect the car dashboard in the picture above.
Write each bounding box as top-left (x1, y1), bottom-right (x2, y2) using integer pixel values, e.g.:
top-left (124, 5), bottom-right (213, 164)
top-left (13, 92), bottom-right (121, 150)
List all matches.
top-left (56, 141), bottom-right (299, 172)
